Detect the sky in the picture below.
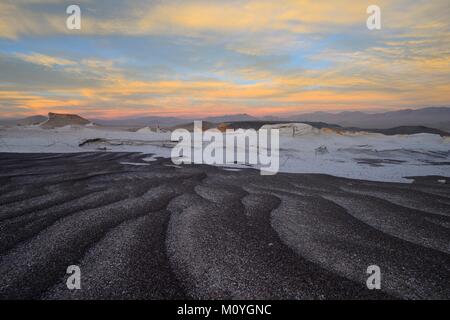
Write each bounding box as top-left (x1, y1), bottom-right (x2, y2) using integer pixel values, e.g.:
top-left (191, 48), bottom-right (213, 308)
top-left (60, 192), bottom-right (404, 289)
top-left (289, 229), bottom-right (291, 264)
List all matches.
top-left (0, 0), bottom-right (449, 119)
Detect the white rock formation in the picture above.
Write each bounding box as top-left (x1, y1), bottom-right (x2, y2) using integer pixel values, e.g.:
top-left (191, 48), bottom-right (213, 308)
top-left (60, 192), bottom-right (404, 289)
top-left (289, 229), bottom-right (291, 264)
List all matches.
top-left (260, 123), bottom-right (316, 136)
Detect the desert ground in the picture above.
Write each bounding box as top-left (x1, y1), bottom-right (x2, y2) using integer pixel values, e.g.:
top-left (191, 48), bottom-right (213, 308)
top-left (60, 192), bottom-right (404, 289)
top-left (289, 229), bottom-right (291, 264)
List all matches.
top-left (0, 152), bottom-right (449, 299)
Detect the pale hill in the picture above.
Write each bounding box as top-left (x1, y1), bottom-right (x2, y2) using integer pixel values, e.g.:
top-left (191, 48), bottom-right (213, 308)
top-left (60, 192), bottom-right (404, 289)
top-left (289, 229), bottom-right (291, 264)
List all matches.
top-left (14, 115), bottom-right (48, 126)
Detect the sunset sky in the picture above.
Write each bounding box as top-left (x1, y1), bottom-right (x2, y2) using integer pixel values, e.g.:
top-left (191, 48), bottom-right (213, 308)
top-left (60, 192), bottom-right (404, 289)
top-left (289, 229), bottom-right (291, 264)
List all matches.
top-left (0, 0), bottom-right (449, 119)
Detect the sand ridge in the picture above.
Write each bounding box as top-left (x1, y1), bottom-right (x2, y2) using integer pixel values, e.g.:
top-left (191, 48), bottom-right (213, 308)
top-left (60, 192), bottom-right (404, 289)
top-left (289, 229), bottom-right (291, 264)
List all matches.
top-left (0, 152), bottom-right (449, 299)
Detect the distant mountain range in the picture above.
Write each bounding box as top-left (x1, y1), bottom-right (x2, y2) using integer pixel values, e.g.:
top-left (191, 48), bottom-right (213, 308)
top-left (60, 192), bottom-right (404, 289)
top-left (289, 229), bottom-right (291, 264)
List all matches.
top-left (91, 113), bottom-right (259, 127)
top-left (291, 107), bottom-right (450, 131)
top-left (92, 107), bottom-right (450, 131)
top-left (91, 116), bottom-right (188, 127)
top-left (1, 107), bottom-right (449, 132)
top-left (203, 113), bottom-right (258, 123)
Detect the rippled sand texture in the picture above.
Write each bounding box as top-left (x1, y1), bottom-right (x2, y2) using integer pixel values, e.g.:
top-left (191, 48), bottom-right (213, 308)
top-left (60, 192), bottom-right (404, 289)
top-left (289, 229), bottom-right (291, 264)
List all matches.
top-left (0, 153), bottom-right (449, 300)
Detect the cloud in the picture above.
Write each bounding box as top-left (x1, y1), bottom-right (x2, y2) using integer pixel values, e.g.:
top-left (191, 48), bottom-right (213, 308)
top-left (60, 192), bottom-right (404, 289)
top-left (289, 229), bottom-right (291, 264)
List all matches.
top-left (0, 0), bottom-right (449, 118)
top-left (15, 52), bottom-right (75, 67)
top-left (0, 0), bottom-right (390, 39)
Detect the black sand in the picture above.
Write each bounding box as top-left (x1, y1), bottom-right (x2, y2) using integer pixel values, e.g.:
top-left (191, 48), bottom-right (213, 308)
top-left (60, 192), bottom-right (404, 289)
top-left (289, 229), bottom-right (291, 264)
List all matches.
top-left (0, 152), bottom-right (449, 300)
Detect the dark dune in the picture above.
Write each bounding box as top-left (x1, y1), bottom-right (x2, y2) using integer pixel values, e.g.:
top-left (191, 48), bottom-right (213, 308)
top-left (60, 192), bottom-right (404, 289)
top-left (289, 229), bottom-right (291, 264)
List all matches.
top-left (0, 152), bottom-right (449, 300)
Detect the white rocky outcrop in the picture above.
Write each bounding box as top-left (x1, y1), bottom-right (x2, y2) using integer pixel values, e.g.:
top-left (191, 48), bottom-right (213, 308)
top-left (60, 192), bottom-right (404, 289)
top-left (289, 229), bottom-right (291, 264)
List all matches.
top-left (137, 126), bottom-right (169, 133)
top-left (260, 123), bottom-right (316, 136)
